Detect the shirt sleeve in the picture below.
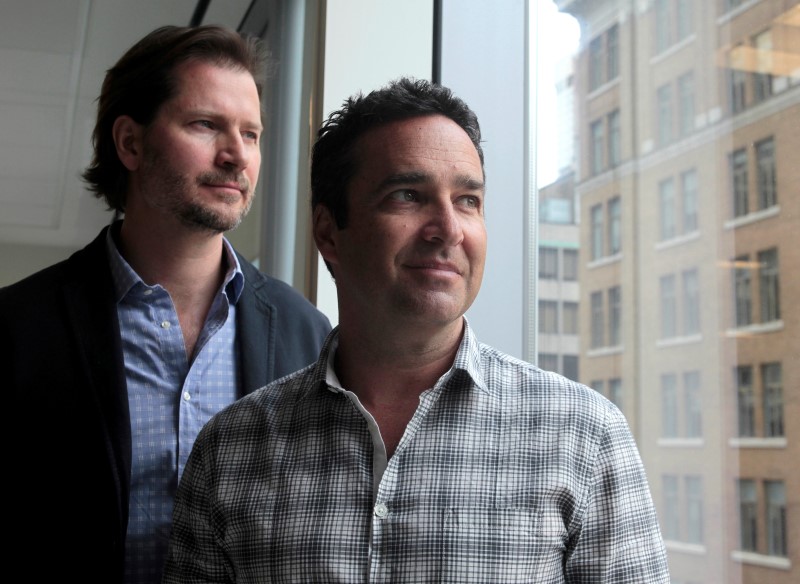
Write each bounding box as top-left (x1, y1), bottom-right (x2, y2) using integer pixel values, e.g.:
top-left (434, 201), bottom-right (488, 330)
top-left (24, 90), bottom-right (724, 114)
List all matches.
top-left (163, 423), bottom-right (234, 584)
top-left (564, 405), bottom-right (671, 583)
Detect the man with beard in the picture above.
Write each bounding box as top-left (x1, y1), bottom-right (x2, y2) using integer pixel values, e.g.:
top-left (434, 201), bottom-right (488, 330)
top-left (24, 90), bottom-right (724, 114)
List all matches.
top-left (163, 78), bottom-right (669, 583)
top-left (2, 25), bottom-right (330, 583)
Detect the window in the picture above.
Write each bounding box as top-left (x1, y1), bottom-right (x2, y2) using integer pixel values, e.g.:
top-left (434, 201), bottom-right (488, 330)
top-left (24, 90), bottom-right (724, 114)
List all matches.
top-left (685, 476), bottom-right (704, 544)
top-left (738, 479), bottom-right (758, 551)
top-left (682, 268), bottom-right (700, 335)
top-left (660, 274), bottom-right (677, 338)
top-left (608, 109), bottom-right (621, 167)
top-left (539, 246), bottom-right (559, 279)
top-left (592, 379), bottom-right (604, 397)
top-left (730, 148), bottom-right (749, 217)
top-left (678, 72), bottom-right (694, 137)
top-left (676, 0), bottom-right (692, 41)
top-left (753, 30), bottom-right (773, 103)
top-left (609, 377), bottom-right (623, 410)
top-left (539, 300), bottom-right (559, 334)
top-left (563, 355), bottom-right (579, 381)
top-left (762, 363), bottom-right (783, 438)
top-left (590, 203), bottom-right (604, 260)
top-left (684, 370), bottom-right (702, 438)
top-left (659, 178), bottom-right (676, 240)
top-left (725, 0), bottom-right (748, 11)
top-left (756, 137), bottom-right (776, 209)
top-left (591, 119), bottom-right (604, 174)
top-left (563, 249), bottom-right (578, 281)
top-left (563, 301), bottom-right (579, 334)
top-left (655, 0), bottom-right (672, 54)
top-left (590, 290), bottom-right (604, 348)
top-left (608, 285), bottom-right (621, 346)
top-left (728, 66), bottom-right (747, 114)
top-left (765, 481), bottom-right (787, 556)
top-left (736, 366), bottom-right (755, 438)
top-left (657, 83), bottom-right (673, 146)
top-left (662, 373), bottom-right (678, 438)
top-left (758, 248), bottom-right (780, 322)
top-left (607, 196), bottom-right (621, 255)
top-left (681, 169), bottom-right (698, 232)
top-left (538, 352), bottom-right (559, 372)
top-left (589, 35), bottom-right (603, 91)
top-left (733, 256), bottom-right (752, 327)
top-left (607, 24), bottom-right (619, 81)
top-left (663, 475), bottom-right (680, 539)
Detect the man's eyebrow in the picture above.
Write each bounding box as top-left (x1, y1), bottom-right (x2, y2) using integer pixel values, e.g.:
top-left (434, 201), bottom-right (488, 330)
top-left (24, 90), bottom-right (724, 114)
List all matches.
top-left (378, 172), bottom-right (485, 192)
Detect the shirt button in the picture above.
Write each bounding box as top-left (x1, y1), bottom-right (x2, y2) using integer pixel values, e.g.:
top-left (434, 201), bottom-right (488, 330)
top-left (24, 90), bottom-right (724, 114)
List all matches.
top-left (143, 289), bottom-right (153, 296)
top-left (161, 320), bottom-right (171, 329)
top-left (183, 391), bottom-right (191, 402)
top-left (374, 503), bottom-right (389, 518)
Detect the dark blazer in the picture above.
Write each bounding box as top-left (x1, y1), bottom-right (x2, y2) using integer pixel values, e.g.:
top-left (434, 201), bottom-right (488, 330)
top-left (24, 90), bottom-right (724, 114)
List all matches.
top-left (3, 225), bottom-right (331, 582)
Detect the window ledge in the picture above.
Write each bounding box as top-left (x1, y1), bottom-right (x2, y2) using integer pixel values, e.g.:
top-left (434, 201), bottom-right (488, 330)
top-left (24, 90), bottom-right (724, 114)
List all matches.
top-left (587, 77), bottom-right (620, 101)
top-left (587, 253), bottom-right (622, 270)
top-left (650, 34), bottom-right (696, 65)
top-left (587, 345), bottom-right (623, 358)
top-left (724, 205), bottom-right (780, 230)
top-left (665, 540), bottom-right (706, 555)
top-left (731, 550), bottom-right (791, 570)
top-left (656, 333), bottom-right (703, 348)
top-left (728, 437), bottom-right (787, 449)
top-left (655, 230), bottom-right (700, 251)
top-left (726, 321), bottom-right (784, 337)
top-left (658, 438), bottom-right (704, 448)
top-left (717, 1), bottom-right (762, 25)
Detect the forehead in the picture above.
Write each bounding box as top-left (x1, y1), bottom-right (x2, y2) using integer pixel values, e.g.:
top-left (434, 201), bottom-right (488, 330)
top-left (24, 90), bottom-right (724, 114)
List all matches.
top-left (351, 115), bottom-right (483, 180)
top-left (162, 60), bottom-right (261, 116)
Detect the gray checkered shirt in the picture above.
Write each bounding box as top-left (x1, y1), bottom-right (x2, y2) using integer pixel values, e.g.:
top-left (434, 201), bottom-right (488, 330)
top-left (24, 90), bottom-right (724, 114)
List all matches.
top-left (164, 321), bottom-right (669, 583)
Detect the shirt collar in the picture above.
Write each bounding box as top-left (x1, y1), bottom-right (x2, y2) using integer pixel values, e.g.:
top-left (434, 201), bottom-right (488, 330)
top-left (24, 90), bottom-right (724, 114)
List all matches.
top-left (306, 317), bottom-right (490, 400)
top-left (105, 221), bottom-right (245, 304)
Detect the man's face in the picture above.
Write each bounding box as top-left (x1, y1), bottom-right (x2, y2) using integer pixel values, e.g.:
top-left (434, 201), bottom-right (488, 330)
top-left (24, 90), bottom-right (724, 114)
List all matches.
top-left (131, 59), bottom-right (262, 233)
top-left (316, 114), bottom-right (487, 331)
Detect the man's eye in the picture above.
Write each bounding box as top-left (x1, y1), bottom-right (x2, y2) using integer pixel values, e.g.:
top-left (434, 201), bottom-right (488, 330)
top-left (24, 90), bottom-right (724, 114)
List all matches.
top-left (388, 189), bottom-right (417, 202)
top-left (459, 195), bottom-right (480, 209)
top-left (194, 120), bottom-right (214, 129)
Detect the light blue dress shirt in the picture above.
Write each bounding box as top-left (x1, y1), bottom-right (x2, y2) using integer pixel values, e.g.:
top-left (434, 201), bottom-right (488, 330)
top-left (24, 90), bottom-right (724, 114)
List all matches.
top-left (106, 230), bottom-right (243, 584)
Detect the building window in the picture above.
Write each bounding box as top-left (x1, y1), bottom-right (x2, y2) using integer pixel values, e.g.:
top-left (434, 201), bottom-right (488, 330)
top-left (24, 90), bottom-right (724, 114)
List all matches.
top-left (660, 274), bottom-right (677, 338)
top-left (607, 24), bottom-right (619, 81)
top-left (733, 255), bottom-right (752, 327)
top-left (591, 119), bottom-right (604, 174)
top-left (563, 249), bottom-right (578, 281)
top-left (563, 355), bottom-right (579, 381)
top-left (563, 301), bottom-right (579, 335)
top-left (589, 35), bottom-right (603, 91)
top-left (662, 373), bottom-right (678, 438)
top-left (663, 475), bottom-right (680, 539)
top-left (609, 378), bottom-right (623, 410)
top-left (659, 178), bottom-right (676, 240)
top-left (684, 370), bottom-right (702, 438)
top-left (758, 248), bottom-right (780, 323)
top-left (738, 479), bottom-right (758, 552)
top-left (682, 268), bottom-right (700, 335)
top-left (607, 196), bottom-right (621, 255)
top-left (685, 476), bottom-right (704, 544)
top-left (655, 0), bottom-right (672, 54)
top-left (657, 83), bottom-right (673, 146)
top-left (728, 66), bottom-right (747, 114)
top-left (725, 0), bottom-right (748, 11)
top-left (678, 72), bottom-right (694, 137)
top-left (590, 203), bottom-right (604, 260)
top-left (592, 379), bottom-right (604, 397)
top-left (590, 290), bottom-right (604, 348)
top-left (730, 148), bottom-right (749, 217)
top-left (608, 109), bottom-right (621, 167)
top-left (676, 0), bottom-right (692, 41)
top-left (753, 30), bottom-right (774, 103)
top-left (755, 137), bottom-right (776, 209)
top-left (538, 352), bottom-right (559, 372)
top-left (681, 169), bottom-right (698, 232)
top-left (539, 300), bottom-right (559, 334)
top-left (765, 481), bottom-right (787, 557)
top-left (762, 363), bottom-right (783, 438)
top-left (608, 285), bottom-right (621, 346)
top-left (736, 366), bottom-right (755, 438)
top-left (539, 246), bottom-right (559, 279)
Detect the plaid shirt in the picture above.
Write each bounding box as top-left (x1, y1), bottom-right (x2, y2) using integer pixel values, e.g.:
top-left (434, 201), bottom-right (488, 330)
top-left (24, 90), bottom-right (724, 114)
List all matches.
top-left (164, 321), bottom-right (669, 583)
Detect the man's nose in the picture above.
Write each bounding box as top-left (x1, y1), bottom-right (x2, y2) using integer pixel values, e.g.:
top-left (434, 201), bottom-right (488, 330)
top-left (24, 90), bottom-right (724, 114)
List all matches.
top-left (216, 132), bottom-right (249, 169)
top-left (422, 200), bottom-right (464, 246)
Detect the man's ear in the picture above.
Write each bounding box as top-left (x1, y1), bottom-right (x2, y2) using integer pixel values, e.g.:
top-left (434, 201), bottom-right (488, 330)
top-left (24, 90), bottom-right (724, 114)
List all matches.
top-left (112, 115), bottom-right (144, 171)
top-left (312, 205), bottom-right (339, 267)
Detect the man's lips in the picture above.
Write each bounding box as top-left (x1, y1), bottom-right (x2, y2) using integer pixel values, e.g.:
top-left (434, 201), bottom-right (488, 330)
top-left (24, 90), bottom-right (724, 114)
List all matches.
top-left (405, 261), bottom-right (462, 276)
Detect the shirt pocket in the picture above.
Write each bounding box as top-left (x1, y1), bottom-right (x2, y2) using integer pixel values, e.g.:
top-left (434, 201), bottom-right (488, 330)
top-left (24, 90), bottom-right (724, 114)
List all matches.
top-left (442, 506), bottom-right (559, 583)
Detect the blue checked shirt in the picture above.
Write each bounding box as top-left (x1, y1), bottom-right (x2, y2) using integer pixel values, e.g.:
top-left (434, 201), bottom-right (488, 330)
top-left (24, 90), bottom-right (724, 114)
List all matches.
top-left (106, 231), bottom-right (243, 584)
top-left (164, 321), bottom-right (669, 583)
